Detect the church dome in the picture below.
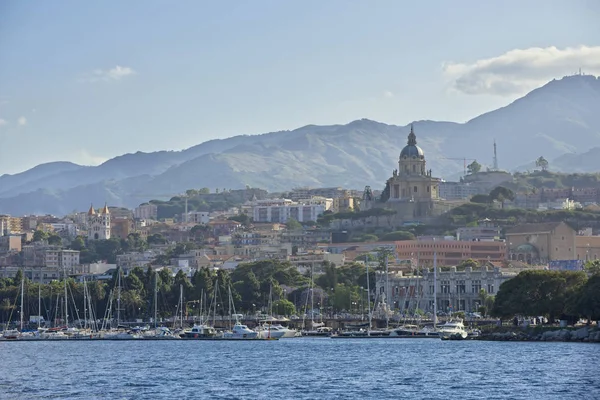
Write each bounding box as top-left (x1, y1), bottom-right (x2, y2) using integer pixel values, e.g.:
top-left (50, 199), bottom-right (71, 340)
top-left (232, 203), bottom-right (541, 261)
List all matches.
top-left (400, 125), bottom-right (424, 159)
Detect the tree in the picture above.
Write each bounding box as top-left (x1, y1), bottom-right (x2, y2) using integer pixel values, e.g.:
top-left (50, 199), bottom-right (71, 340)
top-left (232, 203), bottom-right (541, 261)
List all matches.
top-left (285, 218), bottom-right (302, 231)
top-left (228, 214), bottom-right (251, 226)
top-left (32, 230), bottom-right (48, 243)
top-left (535, 156), bottom-right (549, 171)
top-left (147, 233), bottom-right (166, 246)
top-left (378, 231), bottom-right (415, 241)
top-left (457, 259), bottom-right (478, 270)
top-left (272, 299), bottom-right (296, 316)
top-left (489, 186), bottom-right (515, 209)
top-left (470, 194), bottom-right (491, 204)
top-left (70, 236), bottom-right (86, 251)
top-left (585, 260), bottom-right (600, 275)
top-left (575, 274), bottom-right (600, 322)
top-left (467, 160), bottom-right (481, 175)
top-left (492, 270), bottom-right (587, 321)
top-left (47, 233), bottom-right (62, 246)
top-left (199, 187), bottom-right (210, 194)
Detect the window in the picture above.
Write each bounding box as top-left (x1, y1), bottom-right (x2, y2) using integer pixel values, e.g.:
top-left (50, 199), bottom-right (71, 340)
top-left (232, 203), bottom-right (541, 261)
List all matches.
top-left (456, 280), bottom-right (466, 294)
top-left (427, 186), bottom-right (430, 192)
top-left (414, 186), bottom-right (418, 193)
top-left (472, 280), bottom-right (481, 293)
top-left (412, 165), bottom-right (416, 173)
top-left (441, 280), bottom-right (450, 294)
top-left (429, 285), bottom-right (434, 294)
top-left (487, 284), bottom-right (494, 294)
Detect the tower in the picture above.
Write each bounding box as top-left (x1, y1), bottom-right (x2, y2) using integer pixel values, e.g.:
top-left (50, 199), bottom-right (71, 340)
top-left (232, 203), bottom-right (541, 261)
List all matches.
top-left (493, 139), bottom-right (499, 171)
top-left (87, 203), bottom-right (111, 240)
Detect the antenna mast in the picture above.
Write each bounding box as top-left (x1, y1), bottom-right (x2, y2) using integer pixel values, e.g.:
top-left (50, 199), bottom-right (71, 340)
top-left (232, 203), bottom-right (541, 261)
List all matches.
top-left (493, 140), bottom-right (498, 171)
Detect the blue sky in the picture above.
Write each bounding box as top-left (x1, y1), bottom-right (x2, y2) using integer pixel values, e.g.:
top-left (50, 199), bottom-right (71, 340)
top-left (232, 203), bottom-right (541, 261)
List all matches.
top-left (1, 0), bottom-right (599, 174)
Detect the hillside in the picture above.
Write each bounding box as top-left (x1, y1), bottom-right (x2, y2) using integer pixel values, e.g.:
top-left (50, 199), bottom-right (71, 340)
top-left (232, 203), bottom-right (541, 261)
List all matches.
top-left (0, 75), bottom-right (599, 215)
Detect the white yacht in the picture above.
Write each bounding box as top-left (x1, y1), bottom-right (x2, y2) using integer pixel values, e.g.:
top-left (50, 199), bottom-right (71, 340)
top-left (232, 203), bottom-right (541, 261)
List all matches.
top-left (223, 323), bottom-right (258, 339)
top-left (388, 324), bottom-right (439, 338)
top-left (255, 324), bottom-right (287, 339)
top-left (438, 320), bottom-right (468, 340)
top-left (2, 329), bottom-right (21, 340)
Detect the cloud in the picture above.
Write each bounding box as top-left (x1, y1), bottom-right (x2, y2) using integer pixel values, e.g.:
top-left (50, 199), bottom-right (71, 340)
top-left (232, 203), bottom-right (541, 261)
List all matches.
top-left (383, 90), bottom-right (394, 98)
top-left (443, 45), bottom-right (600, 96)
top-left (0, 118), bottom-right (7, 127)
top-left (80, 65), bottom-right (136, 83)
top-left (75, 150), bottom-right (108, 166)
top-left (17, 116), bottom-right (27, 126)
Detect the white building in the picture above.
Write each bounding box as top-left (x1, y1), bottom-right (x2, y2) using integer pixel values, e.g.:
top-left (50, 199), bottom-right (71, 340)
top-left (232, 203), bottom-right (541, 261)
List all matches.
top-left (134, 204), bottom-right (158, 220)
top-left (253, 202), bottom-right (325, 223)
top-left (88, 204), bottom-right (111, 240)
top-left (186, 211), bottom-right (210, 224)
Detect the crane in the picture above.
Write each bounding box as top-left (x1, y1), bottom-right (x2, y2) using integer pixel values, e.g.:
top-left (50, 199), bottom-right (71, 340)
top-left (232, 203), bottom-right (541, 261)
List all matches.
top-left (439, 157), bottom-right (477, 176)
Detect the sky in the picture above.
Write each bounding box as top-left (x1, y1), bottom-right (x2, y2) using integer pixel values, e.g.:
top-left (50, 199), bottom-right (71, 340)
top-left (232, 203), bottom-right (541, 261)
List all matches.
top-left (1, 0), bottom-right (599, 174)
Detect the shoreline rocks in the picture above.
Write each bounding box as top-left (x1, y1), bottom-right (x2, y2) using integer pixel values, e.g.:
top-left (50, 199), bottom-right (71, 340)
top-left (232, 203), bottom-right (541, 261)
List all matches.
top-left (477, 326), bottom-right (600, 342)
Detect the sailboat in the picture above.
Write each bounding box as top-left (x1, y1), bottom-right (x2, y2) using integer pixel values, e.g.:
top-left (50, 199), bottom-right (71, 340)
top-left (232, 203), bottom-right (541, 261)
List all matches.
top-left (144, 273), bottom-right (179, 340)
top-left (255, 286), bottom-right (289, 339)
top-left (222, 286), bottom-right (259, 340)
top-left (181, 280), bottom-right (220, 339)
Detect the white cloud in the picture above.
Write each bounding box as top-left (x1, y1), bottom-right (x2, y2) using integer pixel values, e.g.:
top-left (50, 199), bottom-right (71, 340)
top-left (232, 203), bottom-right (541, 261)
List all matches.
top-left (383, 90), bottom-right (394, 98)
top-left (443, 45), bottom-right (600, 96)
top-left (75, 150), bottom-right (108, 166)
top-left (17, 116), bottom-right (27, 126)
top-left (80, 65), bottom-right (136, 83)
top-left (0, 118), bottom-right (7, 127)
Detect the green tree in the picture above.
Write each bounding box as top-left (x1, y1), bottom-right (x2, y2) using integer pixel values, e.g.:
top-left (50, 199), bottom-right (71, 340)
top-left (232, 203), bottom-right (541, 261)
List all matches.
top-left (378, 230), bottom-right (415, 241)
top-left (47, 233), bottom-right (62, 246)
top-left (457, 259), bottom-right (479, 270)
top-left (489, 186), bottom-right (515, 209)
top-left (585, 260), bottom-right (600, 275)
top-left (575, 274), bottom-right (600, 321)
top-left (286, 218), bottom-right (302, 231)
top-left (272, 299), bottom-right (296, 316)
top-left (32, 230), bottom-right (48, 243)
top-left (70, 236), bottom-right (86, 251)
top-left (470, 194), bottom-right (491, 204)
top-left (199, 187), bottom-right (210, 194)
top-left (147, 233), bottom-right (166, 245)
top-left (467, 160), bottom-right (482, 175)
top-left (228, 214), bottom-right (251, 226)
top-left (535, 156), bottom-right (549, 171)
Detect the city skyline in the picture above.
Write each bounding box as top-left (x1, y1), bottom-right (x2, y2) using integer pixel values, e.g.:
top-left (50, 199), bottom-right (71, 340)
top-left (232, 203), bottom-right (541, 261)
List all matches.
top-left (1, 1), bottom-right (599, 174)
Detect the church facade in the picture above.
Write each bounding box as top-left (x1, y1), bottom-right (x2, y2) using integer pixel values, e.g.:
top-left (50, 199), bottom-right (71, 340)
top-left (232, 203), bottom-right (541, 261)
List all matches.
top-left (363, 125), bottom-right (442, 220)
top-left (87, 204), bottom-right (111, 240)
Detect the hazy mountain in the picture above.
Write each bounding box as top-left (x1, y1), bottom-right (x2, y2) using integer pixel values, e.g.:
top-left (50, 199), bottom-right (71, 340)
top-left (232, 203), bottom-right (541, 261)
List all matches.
top-left (1, 75), bottom-right (599, 215)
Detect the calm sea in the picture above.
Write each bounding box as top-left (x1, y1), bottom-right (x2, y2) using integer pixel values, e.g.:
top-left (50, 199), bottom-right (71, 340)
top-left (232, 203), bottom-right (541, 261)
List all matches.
top-left (0, 338), bottom-right (598, 399)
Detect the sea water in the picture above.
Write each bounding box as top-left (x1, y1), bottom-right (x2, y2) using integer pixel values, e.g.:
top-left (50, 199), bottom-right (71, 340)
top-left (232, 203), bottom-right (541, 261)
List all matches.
top-left (0, 338), bottom-right (598, 399)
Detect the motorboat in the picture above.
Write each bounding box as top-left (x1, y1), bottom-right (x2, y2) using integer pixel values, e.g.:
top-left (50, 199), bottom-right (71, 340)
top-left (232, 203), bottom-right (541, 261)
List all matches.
top-left (438, 320), bottom-right (468, 340)
top-left (144, 327), bottom-right (180, 340)
top-left (255, 324), bottom-right (286, 339)
top-left (302, 326), bottom-right (333, 337)
top-left (223, 323), bottom-right (259, 339)
top-left (388, 324), bottom-right (439, 338)
top-left (181, 324), bottom-right (219, 339)
top-left (2, 329), bottom-right (21, 340)
top-left (103, 329), bottom-right (142, 340)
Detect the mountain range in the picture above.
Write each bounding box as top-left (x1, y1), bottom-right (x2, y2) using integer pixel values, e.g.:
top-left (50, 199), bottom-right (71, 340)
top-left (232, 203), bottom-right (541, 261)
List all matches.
top-left (1, 74), bottom-right (599, 216)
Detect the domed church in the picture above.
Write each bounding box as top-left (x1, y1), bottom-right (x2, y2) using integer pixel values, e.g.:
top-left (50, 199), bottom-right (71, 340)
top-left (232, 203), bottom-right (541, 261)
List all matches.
top-left (387, 124), bottom-right (439, 203)
top-left (363, 125), bottom-right (441, 220)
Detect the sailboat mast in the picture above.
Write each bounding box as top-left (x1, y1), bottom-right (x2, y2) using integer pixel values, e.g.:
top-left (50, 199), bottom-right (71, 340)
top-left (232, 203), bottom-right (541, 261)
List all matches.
top-left (385, 253), bottom-right (389, 330)
top-left (228, 285), bottom-right (232, 330)
top-left (116, 268), bottom-right (121, 326)
top-left (63, 267), bottom-right (68, 327)
top-left (83, 277), bottom-right (88, 330)
top-left (179, 284), bottom-right (183, 329)
top-left (20, 275), bottom-right (24, 331)
top-left (154, 274), bottom-right (158, 329)
top-left (366, 259), bottom-right (372, 335)
top-left (433, 250), bottom-right (438, 329)
top-left (310, 264), bottom-right (314, 326)
top-left (38, 282), bottom-right (41, 329)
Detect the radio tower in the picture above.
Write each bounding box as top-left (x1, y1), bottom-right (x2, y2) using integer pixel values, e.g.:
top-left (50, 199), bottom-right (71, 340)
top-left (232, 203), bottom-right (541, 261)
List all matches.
top-left (493, 139), bottom-right (499, 171)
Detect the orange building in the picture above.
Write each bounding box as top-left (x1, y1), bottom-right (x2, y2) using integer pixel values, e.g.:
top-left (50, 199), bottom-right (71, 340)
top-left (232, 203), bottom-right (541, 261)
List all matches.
top-left (396, 239), bottom-right (507, 266)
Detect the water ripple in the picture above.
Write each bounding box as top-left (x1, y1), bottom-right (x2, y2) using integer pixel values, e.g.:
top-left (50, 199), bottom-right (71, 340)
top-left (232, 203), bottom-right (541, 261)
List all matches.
top-left (0, 339), bottom-right (599, 399)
